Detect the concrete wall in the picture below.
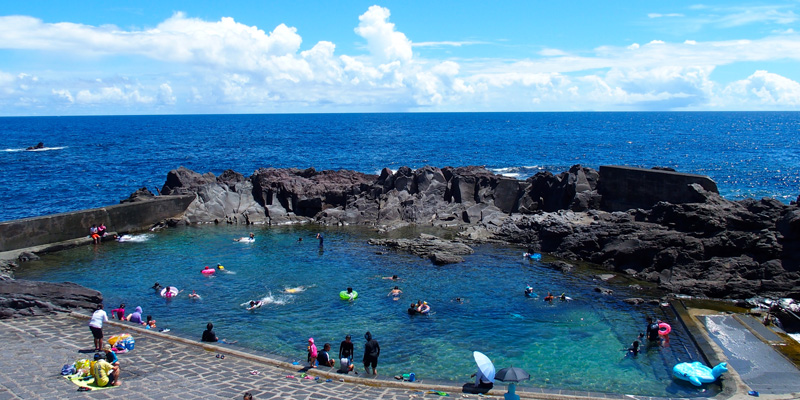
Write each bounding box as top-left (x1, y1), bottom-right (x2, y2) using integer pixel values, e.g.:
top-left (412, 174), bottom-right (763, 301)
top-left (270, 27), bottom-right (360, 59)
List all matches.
top-left (599, 165), bottom-right (718, 211)
top-left (0, 195), bottom-right (195, 252)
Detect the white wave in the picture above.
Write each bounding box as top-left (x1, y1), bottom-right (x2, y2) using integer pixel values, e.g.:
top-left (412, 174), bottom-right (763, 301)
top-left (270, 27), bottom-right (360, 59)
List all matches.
top-left (117, 234), bottom-right (154, 243)
top-left (2, 146), bottom-right (67, 152)
top-left (240, 292), bottom-right (292, 307)
top-left (282, 284), bottom-right (316, 294)
top-left (501, 172), bottom-right (521, 178)
top-left (375, 168), bottom-right (397, 175)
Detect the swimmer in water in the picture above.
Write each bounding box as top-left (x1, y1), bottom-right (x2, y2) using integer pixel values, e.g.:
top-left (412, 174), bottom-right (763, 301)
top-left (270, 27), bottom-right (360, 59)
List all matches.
top-left (625, 340), bottom-right (640, 357)
top-left (454, 297), bottom-right (464, 304)
top-left (152, 282), bottom-right (162, 291)
top-left (387, 286), bottom-right (402, 299)
top-left (418, 301), bottom-right (431, 314)
top-left (382, 274), bottom-right (399, 280)
top-left (234, 233), bottom-right (255, 242)
top-left (345, 287), bottom-right (356, 300)
top-left (188, 290), bottom-right (201, 299)
top-left (544, 292), bottom-right (554, 302)
top-left (524, 285), bottom-right (534, 297)
top-left (247, 300), bottom-right (263, 310)
top-left (216, 263), bottom-right (225, 270)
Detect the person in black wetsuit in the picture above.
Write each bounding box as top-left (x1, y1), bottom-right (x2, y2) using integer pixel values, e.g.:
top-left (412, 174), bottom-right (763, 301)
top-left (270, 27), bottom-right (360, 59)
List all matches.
top-left (645, 317), bottom-right (660, 341)
top-left (362, 331), bottom-right (380, 376)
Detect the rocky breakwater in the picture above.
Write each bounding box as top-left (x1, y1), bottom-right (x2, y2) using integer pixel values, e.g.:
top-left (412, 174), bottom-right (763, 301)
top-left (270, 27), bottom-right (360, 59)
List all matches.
top-left (0, 279), bottom-right (102, 319)
top-left (157, 165), bottom-right (799, 300)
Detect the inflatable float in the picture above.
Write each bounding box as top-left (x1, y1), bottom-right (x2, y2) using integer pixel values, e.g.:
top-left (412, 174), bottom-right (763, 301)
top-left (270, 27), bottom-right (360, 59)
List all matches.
top-left (659, 322), bottom-right (671, 335)
top-left (339, 290), bottom-right (358, 300)
top-left (160, 287), bottom-right (179, 298)
top-left (673, 361), bottom-right (727, 386)
top-left (201, 267), bottom-right (215, 275)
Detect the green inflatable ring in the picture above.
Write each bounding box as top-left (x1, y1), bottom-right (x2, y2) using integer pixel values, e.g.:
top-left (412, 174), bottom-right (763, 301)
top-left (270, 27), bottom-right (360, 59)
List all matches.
top-left (339, 290), bottom-right (358, 300)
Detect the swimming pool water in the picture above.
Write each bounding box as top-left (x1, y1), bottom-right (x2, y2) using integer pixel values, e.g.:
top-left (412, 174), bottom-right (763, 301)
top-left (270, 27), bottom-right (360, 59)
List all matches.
top-left (16, 225), bottom-right (718, 397)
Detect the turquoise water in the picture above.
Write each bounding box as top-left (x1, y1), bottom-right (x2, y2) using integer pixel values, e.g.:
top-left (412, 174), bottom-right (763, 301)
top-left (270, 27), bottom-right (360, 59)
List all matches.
top-left (17, 225), bottom-right (716, 397)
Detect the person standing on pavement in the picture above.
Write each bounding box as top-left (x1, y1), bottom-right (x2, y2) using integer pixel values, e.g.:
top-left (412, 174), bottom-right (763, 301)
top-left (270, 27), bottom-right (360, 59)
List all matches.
top-left (89, 304), bottom-right (108, 351)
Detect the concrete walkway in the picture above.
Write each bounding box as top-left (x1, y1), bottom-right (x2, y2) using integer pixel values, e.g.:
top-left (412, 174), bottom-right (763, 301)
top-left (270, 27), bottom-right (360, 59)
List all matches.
top-left (2, 313), bottom-right (798, 400)
top-left (703, 315), bottom-right (800, 395)
top-left (0, 314), bottom-right (605, 400)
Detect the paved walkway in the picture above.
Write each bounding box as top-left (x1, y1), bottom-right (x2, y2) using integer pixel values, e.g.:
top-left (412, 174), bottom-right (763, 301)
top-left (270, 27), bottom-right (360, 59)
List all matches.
top-left (703, 315), bottom-right (800, 395)
top-left (1, 313), bottom-right (797, 400)
top-left (0, 314), bottom-right (619, 400)
top-left (0, 314), bottom-right (459, 400)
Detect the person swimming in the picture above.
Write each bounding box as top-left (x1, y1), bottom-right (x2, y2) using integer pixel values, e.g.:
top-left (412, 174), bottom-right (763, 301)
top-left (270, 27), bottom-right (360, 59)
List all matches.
top-left (345, 287), bottom-right (356, 300)
top-left (188, 290), bottom-right (201, 299)
top-left (216, 263), bottom-right (225, 270)
top-left (544, 292), bottom-right (554, 302)
top-left (418, 301), bottom-right (431, 314)
top-left (234, 233), bottom-right (255, 242)
top-left (382, 274), bottom-right (399, 280)
top-left (388, 286), bottom-right (402, 298)
top-left (247, 300), bottom-right (263, 310)
top-left (152, 282), bottom-right (162, 291)
top-left (408, 303), bottom-right (417, 315)
top-left (524, 285), bottom-right (535, 297)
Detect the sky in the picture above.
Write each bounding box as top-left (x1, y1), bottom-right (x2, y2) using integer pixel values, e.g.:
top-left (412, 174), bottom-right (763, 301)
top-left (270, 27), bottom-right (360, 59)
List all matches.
top-left (1, 0), bottom-right (799, 115)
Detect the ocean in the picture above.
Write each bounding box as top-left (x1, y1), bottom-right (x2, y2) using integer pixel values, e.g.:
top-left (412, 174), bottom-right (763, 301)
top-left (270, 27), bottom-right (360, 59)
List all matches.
top-left (1, 112), bottom-right (799, 222)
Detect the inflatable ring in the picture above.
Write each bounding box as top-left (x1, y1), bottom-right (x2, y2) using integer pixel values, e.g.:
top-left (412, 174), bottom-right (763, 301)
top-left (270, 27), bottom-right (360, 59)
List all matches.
top-left (658, 322), bottom-right (671, 336)
top-left (339, 290), bottom-right (358, 300)
top-left (201, 268), bottom-right (215, 275)
top-left (160, 287), bottom-right (179, 298)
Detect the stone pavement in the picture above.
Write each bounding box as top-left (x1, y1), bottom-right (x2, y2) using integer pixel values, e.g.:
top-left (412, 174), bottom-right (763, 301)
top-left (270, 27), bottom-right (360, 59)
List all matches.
top-left (2, 313), bottom-right (797, 400)
top-left (0, 314), bottom-right (592, 400)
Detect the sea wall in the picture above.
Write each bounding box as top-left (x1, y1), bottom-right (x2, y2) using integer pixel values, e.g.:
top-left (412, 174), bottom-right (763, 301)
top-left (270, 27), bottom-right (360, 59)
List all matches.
top-left (0, 195), bottom-right (194, 252)
top-left (599, 165), bottom-right (719, 211)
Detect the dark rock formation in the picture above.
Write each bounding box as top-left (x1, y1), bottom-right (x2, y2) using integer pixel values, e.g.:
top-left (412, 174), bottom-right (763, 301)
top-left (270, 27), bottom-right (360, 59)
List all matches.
top-left (0, 280), bottom-right (102, 319)
top-left (151, 165), bottom-right (799, 300)
top-left (368, 234), bottom-right (474, 264)
top-left (120, 187), bottom-right (156, 203)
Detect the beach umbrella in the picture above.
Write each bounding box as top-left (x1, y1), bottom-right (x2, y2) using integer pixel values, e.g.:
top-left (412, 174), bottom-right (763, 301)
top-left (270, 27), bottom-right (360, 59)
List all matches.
top-left (472, 351), bottom-right (495, 383)
top-left (495, 366), bottom-right (530, 382)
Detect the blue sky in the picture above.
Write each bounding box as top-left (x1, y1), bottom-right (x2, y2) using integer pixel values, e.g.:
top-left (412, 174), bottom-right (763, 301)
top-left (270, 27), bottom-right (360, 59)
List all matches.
top-left (1, 1), bottom-right (798, 115)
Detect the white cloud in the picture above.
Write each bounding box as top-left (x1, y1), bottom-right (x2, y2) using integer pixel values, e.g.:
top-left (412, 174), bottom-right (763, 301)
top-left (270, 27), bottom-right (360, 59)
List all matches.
top-left (722, 70), bottom-right (800, 107)
top-left (52, 89), bottom-right (74, 103)
top-left (648, 13), bottom-right (685, 18)
top-left (75, 86), bottom-right (154, 104)
top-left (0, 7), bottom-right (799, 113)
top-left (539, 48), bottom-right (569, 56)
top-left (413, 41), bottom-right (487, 47)
top-left (158, 83), bottom-right (176, 105)
top-left (354, 6), bottom-right (412, 62)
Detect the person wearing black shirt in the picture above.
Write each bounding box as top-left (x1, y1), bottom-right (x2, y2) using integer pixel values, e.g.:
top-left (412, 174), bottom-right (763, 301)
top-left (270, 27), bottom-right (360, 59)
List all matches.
top-left (202, 322), bottom-right (218, 342)
top-left (338, 335), bottom-right (354, 372)
top-left (318, 343), bottom-right (335, 367)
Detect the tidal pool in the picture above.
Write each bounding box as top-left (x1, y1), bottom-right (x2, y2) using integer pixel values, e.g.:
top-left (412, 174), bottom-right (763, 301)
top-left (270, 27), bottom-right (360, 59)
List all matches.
top-left (18, 225), bottom-right (717, 397)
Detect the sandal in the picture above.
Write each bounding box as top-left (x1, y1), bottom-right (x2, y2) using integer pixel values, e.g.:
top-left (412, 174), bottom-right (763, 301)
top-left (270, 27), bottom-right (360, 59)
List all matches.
top-left (77, 387), bottom-right (92, 392)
